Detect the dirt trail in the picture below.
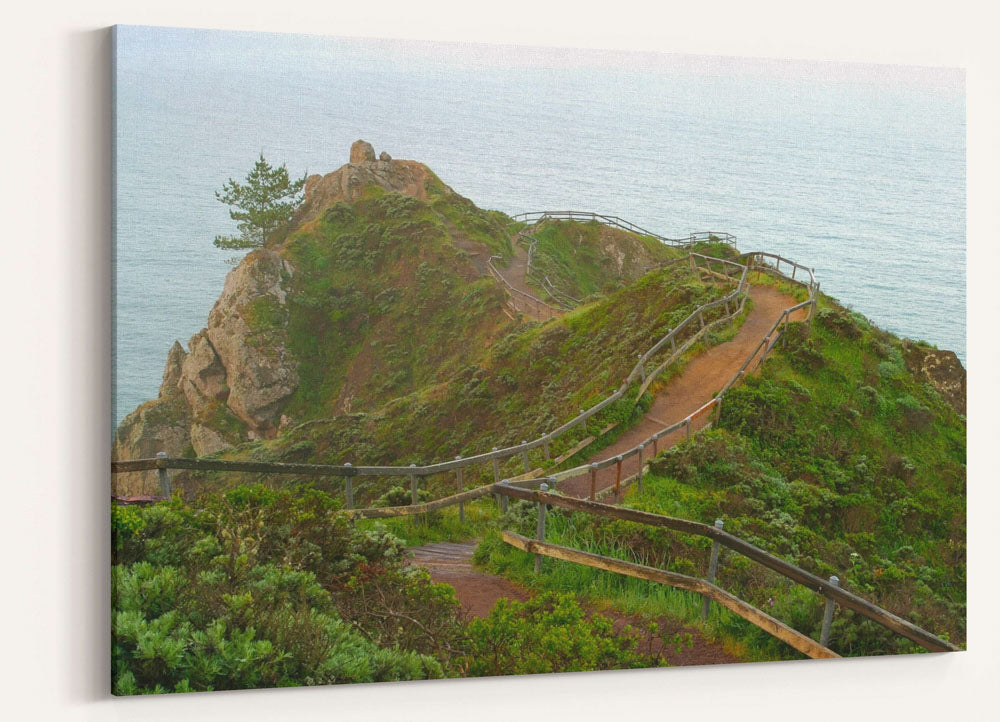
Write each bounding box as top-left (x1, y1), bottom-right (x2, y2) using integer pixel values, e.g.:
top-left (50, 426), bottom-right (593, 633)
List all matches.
top-left (493, 234), bottom-right (561, 322)
top-left (408, 541), bottom-right (738, 666)
top-left (560, 284), bottom-right (808, 499)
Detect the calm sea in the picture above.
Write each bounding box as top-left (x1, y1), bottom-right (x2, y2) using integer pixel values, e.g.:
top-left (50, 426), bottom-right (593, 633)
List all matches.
top-left (113, 26), bottom-right (966, 429)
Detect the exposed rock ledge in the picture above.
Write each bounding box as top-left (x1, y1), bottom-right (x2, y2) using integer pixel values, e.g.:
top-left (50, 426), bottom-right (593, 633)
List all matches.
top-left (292, 140), bottom-right (432, 227)
top-left (902, 341), bottom-right (966, 416)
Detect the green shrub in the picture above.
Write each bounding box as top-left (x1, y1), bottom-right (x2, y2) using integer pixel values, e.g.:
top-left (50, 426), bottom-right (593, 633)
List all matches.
top-left (460, 592), bottom-right (654, 676)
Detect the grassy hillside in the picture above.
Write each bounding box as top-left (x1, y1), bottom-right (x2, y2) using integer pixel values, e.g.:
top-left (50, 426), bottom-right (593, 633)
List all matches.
top-left (186, 257), bottom-right (732, 503)
top-left (523, 219), bottom-right (678, 301)
top-left (476, 289), bottom-right (966, 658)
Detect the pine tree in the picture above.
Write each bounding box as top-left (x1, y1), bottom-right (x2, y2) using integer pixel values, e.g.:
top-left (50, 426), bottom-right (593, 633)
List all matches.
top-left (213, 154), bottom-right (306, 251)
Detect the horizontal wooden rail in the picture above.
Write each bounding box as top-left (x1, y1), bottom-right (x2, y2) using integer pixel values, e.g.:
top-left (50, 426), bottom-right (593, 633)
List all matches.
top-left (512, 211), bottom-right (737, 248)
top-left (501, 530), bottom-right (838, 660)
top-left (343, 477), bottom-right (547, 519)
top-left (492, 485), bottom-right (958, 653)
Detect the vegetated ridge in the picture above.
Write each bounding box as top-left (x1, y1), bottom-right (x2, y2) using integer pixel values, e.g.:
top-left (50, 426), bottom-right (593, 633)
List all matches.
top-left (111, 142), bottom-right (966, 693)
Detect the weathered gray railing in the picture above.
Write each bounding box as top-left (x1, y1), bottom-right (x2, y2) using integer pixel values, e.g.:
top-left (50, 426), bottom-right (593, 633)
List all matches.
top-left (519, 231), bottom-right (578, 310)
top-left (539, 251), bottom-right (817, 500)
top-left (485, 252), bottom-right (562, 320)
top-left (512, 210), bottom-right (737, 248)
top-left (493, 483), bottom-right (959, 655)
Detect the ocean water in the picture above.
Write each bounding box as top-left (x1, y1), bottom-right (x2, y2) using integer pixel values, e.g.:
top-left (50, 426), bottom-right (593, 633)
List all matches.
top-left (113, 26), bottom-right (966, 429)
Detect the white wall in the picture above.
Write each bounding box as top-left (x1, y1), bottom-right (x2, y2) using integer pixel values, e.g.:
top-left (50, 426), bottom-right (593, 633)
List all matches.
top-left (1, 2), bottom-right (996, 720)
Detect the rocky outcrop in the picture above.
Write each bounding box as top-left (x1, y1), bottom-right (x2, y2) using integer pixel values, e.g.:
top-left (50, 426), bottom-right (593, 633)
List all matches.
top-left (114, 141), bottom-right (460, 495)
top-left (902, 341), bottom-right (966, 416)
top-left (293, 140), bottom-right (435, 227)
top-left (113, 248), bottom-right (299, 493)
top-left (350, 139), bottom-right (376, 163)
top-left (206, 249), bottom-right (298, 431)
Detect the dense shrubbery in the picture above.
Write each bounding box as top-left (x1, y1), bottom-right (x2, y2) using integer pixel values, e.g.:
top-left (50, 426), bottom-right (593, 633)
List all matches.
top-left (113, 486), bottom-right (669, 694)
top-left (460, 592), bottom-right (654, 676)
top-left (112, 485), bottom-right (457, 693)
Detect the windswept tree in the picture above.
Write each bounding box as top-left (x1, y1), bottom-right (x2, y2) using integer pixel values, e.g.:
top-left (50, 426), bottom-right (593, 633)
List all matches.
top-left (213, 154), bottom-right (307, 251)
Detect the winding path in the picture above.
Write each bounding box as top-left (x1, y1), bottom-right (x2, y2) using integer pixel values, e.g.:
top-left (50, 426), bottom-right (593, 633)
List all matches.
top-left (560, 283), bottom-right (808, 499)
top-left (406, 277), bottom-right (805, 665)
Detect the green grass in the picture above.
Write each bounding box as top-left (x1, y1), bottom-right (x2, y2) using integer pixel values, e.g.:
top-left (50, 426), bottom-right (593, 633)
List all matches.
top-left (526, 220), bottom-right (684, 301)
top-left (468, 289), bottom-right (964, 660)
top-left (473, 504), bottom-right (780, 663)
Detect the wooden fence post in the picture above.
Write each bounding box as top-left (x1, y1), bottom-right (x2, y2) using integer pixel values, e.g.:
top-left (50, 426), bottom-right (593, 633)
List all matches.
top-left (542, 436), bottom-right (550, 461)
top-left (500, 479), bottom-right (509, 514)
top-left (344, 462), bottom-right (354, 510)
top-left (686, 418), bottom-right (692, 442)
top-left (409, 463), bottom-right (418, 506)
top-left (155, 451), bottom-right (171, 498)
top-left (614, 455), bottom-right (623, 502)
top-left (820, 575), bottom-right (840, 648)
top-left (638, 353), bottom-right (646, 382)
top-left (455, 456), bottom-right (465, 523)
top-left (702, 519), bottom-right (725, 619)
top-left (535, 482), bottom-right (548, 574)
top-left (637, 444), bottom-right (645, 493)
top-left (521, 441), bottom-right (530, 474)
top-left (589, 463), bottom-right (598, 501)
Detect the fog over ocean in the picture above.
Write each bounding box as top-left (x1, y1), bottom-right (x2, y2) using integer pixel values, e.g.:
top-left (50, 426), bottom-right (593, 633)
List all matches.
top-left (113, 26), bottom-right (965, 429)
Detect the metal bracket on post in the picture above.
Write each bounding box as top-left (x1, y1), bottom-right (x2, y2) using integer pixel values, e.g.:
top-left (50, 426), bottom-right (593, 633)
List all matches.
top-left (535, 482), bottom-right (548, 574)
top-left (156, 451), bottom-right (170, 499)
top-left (820, 575), bottom-right (840, 648)
top-left (702, 519), bottom-right (725, 619)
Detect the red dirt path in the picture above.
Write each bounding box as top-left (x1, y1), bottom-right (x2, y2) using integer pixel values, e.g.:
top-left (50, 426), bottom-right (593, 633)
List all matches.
top-left (408, 541), bottom-right (739, 666)
top-left (560, 284), bottom-right (807, 500)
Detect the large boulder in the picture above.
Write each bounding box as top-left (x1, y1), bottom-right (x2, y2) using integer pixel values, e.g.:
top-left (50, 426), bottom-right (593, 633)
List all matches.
top-left (350, 139), bottom-right (376, 164)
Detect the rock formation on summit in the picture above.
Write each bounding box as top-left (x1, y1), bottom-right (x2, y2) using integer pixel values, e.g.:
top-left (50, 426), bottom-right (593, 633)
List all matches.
top-left (294, 141), bottom-right (433, 227)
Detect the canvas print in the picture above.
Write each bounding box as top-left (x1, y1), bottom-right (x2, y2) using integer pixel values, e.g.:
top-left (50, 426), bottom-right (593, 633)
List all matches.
top-left (111, 25), bottom-right (966, 695)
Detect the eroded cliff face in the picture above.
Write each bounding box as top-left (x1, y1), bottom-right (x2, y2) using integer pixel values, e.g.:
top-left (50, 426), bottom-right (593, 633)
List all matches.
top-left (113, 249), bottom-right (297, 494)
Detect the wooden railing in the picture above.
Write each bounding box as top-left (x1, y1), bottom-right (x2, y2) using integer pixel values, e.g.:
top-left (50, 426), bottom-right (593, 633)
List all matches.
top-left (493, 483), bottom-right (959, 656)
top-left (485, 251), bottom-right (562, 320)
top-left (512, 210), bottom-right (737, 248)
